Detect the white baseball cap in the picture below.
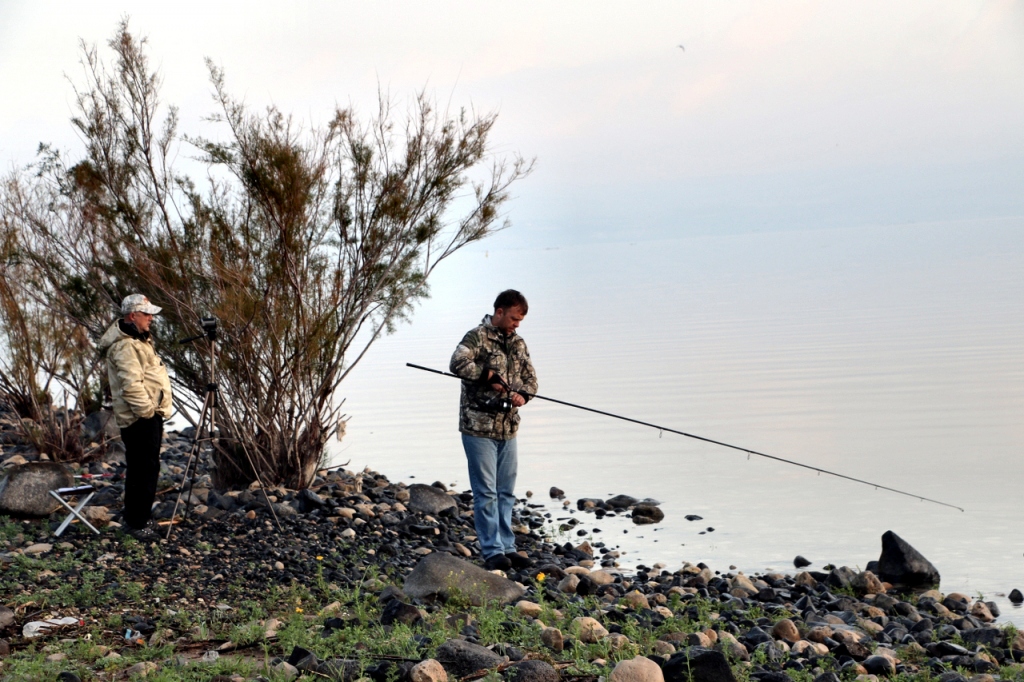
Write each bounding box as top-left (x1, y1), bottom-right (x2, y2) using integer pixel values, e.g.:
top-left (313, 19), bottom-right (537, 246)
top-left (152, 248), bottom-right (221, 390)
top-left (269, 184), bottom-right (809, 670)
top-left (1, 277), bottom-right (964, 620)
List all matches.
top-left (121, 294), bottom-right (162, 315)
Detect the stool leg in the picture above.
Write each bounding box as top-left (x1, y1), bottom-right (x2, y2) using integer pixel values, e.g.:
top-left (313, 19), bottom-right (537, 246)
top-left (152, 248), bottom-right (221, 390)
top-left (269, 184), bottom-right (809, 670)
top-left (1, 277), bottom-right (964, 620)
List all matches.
top-left (51, 491), bottom-right (100, 536)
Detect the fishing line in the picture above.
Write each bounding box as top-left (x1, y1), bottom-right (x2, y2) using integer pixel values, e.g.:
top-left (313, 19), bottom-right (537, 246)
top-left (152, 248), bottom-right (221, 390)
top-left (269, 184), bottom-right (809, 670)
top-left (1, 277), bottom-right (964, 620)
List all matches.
top-left (406, 363), bottom-right (964, 512)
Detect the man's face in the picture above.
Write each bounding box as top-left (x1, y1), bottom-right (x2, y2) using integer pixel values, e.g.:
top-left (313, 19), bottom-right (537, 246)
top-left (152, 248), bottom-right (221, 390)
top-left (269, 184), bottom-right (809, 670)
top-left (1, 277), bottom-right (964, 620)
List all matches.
top-left (491, 305), bottom-right (526, 334)
top-left (127, 311), bottom-right (155, 333)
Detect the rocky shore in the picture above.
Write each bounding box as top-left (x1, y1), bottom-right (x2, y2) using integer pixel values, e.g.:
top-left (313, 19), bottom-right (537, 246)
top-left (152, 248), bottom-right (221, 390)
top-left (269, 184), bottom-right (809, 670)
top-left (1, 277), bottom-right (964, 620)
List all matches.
top-left (1, 414), bottom-right (1023, 682)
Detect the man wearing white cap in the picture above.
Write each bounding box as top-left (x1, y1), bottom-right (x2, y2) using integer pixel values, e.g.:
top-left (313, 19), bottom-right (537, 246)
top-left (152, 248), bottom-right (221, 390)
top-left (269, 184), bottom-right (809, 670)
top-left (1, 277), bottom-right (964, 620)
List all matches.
top-left (98, 294), bottom-right (174, 541)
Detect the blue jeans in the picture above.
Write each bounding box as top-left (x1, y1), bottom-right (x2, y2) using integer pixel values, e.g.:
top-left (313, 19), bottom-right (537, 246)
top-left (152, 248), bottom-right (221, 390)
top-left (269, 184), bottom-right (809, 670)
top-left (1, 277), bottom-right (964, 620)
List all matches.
top-left (462, 434), bottom-right (518, 559)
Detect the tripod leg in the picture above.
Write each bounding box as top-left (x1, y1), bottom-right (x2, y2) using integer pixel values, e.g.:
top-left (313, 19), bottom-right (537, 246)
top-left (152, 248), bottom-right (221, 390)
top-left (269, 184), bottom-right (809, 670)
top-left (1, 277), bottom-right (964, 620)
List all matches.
top-left (239, 443), bottom-right (284, 532)
top-left (165, 390), bottom-right (213, 539)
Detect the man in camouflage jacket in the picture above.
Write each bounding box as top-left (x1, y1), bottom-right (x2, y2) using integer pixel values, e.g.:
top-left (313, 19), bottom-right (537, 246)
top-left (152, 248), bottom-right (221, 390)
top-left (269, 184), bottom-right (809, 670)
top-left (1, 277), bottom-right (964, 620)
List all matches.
top-left (450, 290), bottom-right (538, 571)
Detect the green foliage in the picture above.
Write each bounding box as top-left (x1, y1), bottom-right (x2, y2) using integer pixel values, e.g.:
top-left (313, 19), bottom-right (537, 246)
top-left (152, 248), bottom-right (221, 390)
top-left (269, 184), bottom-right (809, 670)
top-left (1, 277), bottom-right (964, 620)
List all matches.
top-left (0, 20), bottom-right (531, 486)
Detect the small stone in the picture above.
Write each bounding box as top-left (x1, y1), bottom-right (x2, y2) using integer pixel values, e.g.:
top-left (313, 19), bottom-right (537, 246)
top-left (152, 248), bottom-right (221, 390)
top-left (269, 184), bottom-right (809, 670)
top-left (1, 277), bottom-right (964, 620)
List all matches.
top-left (607, 632), bottom-right (631, 650)
top-left (541, 627), bottom-right (564, 652)
top-left (23, 543), bottom-right (52, 555)
top-left (1009, 588), bottom-right (1023, 604)
top-left (507, 660), bottom-right (560, 682)
top-left (573, 616), bottom-right (609, 643)
top-left (549, 487), bottom-right (565, 498)
top-left (558, 574), bottom-right (580, 593)
top-left (772, 618), bottom-right (800, 643)
top-left (862, 656), bottom-right (895, 676)
top-left (852, 570), bottom-right (886, 595)
top-left (273, 661), bottom-right (299, 680)
top-left (970, 601), bottom-right (995, 622)
top-left (46, 652), bottom-right (67, 662)
top-left (795, 571), bottom-right (817, 587)
top-left (340, 528), bottom-right (356, 538)
top-left (274, 561), bottom-right (285, 571)
top-left (794, 555), bottom-right (811, 568)
top-left (126, 661), bottom-right (158, 677)
top-left (652, 640), bottom-right (676, 655)
top-left (410, 659), bottom-right (448, 682)
top-left (687, 632), bottom-right (711, 647)
top-left (632, 504), bottom-right (665, 524)
top-left (610, 655), bottom-right (666, 682)
top-left (516, 601), bottom-right (542, 618)
top-left (588, 569), bottom-right (617, 585)
top-left (622, 590), bottom-right (650, 610)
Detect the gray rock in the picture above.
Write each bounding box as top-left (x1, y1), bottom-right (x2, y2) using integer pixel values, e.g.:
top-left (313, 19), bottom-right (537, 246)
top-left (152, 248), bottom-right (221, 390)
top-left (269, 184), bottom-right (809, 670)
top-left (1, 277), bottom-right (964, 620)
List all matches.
top-left (408, 484), bottom-right (457, 515)
top-left (404, 552), bottom-right (524, 606)
top-left (1009, 588), bottom-right (1023, 604)
top-left (936, 673), bottom-right (968, 682)
top-left (877, 531), bottom-right (940, 587)
top-left (862, 656), bottom-right (895, 676)
top-left (663, 648), bottom-right (736, 682)
top-left (81, 411), bottom-right (120, 442)
top-left (0, 605), bottom-right (14, 629)
top-left (297, 488), bottom-right (325, 512)
top-left (0, 462), bottom-right (74, 516)
top-left (436, 638), bottom-right (505, 677)
top-left (380, 600), bottom-right (422, 626)
top-left (961, 628), bottom-right (1005, 648)
top-left (507, 660), bottom-right (559, 682)
top-left (606, 494), bottom-right (638, 508)
top-left (632, 504), bottom-right (665, 524)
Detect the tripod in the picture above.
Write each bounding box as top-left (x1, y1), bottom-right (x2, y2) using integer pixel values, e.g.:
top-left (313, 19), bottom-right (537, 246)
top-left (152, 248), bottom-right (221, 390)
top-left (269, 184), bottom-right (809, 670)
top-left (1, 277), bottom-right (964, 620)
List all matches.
top-left (166, 318), bottom-right (281, 539)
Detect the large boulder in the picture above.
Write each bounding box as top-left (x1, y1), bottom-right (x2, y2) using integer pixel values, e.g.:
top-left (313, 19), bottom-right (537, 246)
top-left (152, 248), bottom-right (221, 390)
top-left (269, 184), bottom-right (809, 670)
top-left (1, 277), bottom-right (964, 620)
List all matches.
top-left (407, 484), bottom-right (458, 515)
top-left (877, 531), bottom-right (940, 588)
top-left (0, 462), bottom-right (74, 516)
top-left (404, 552), bottom-right (525, 606)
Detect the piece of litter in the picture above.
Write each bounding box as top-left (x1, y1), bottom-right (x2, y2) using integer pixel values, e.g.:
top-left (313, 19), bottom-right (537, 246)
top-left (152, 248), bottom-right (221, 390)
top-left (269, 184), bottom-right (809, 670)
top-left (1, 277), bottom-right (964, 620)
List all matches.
top-left (23, 617), bottom-right (81, 638)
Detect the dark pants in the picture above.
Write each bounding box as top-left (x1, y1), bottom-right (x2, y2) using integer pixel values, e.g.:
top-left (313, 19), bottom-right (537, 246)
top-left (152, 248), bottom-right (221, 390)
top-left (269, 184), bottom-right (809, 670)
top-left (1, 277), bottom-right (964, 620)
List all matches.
top-left (120, 415), bottom-right (164, 530)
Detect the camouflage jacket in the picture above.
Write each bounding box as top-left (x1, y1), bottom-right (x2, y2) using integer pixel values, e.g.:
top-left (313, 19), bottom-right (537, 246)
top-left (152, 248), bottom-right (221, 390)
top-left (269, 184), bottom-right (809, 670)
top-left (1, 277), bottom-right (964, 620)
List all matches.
top-left (450, 315), bottom-right (539, 440)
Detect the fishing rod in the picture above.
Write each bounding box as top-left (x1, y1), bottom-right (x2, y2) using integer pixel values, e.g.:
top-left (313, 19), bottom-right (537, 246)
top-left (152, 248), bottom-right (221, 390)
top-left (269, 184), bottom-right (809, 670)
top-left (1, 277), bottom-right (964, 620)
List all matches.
top-left (406, 363), bottom-right (964, 512)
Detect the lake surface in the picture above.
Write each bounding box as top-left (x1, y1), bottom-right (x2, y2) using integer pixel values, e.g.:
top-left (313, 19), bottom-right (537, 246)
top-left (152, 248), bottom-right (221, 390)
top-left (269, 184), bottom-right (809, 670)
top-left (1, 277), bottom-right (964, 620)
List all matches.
top-left (333, 218), bottom-right (1024, 623)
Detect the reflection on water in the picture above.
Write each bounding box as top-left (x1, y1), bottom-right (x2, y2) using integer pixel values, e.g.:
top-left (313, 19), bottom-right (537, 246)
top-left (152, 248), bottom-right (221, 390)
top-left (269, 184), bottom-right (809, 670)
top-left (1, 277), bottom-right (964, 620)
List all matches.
top-left (334, 219), bottom-right (1024, 623)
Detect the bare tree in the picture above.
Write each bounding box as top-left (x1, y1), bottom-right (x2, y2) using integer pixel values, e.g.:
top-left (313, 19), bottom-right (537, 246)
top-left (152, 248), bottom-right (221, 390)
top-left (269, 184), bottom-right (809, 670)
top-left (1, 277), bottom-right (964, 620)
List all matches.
top-left (0, 21), bottom-right (531, 487)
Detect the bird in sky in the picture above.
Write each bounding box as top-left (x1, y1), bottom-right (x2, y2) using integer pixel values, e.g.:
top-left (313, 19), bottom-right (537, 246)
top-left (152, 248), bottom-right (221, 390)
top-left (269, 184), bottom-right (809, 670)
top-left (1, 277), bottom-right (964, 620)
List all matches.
top-left (677, 44), bottom-right (685, 51)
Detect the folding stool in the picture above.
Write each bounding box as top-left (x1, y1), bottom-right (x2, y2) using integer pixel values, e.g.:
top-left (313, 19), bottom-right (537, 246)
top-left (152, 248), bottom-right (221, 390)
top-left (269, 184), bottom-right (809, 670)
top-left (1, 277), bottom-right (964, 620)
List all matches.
top-left (49, 485), bottom-right (100, 536)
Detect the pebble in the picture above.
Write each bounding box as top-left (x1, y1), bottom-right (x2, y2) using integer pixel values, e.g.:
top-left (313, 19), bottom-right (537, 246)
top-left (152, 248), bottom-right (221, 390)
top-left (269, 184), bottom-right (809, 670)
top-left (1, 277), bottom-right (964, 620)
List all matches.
top-left (410, 658), bottom-right (447, 682)
top-left (540, 627), bottom-right (564, 652)
top-left (609, 655), bottom-right (665, 682)
top-left (573, 616), bottom-right (608, 643)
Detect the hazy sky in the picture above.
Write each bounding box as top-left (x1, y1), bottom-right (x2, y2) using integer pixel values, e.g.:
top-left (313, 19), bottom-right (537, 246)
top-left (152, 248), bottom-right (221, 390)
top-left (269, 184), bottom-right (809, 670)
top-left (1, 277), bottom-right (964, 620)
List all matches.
top-left (1, 1), bottom-right (1022, 245)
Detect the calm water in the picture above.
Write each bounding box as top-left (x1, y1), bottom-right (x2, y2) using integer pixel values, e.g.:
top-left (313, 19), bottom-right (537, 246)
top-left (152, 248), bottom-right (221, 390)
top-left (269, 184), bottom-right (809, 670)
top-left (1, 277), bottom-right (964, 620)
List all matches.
top-left (333, 219), bottom-right (1024, 623)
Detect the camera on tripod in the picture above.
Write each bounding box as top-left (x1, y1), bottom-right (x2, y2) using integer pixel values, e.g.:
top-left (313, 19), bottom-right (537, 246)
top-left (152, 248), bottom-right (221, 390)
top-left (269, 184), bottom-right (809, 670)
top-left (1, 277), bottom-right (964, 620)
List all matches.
top-left (201, 316), bottom-right (218, 341)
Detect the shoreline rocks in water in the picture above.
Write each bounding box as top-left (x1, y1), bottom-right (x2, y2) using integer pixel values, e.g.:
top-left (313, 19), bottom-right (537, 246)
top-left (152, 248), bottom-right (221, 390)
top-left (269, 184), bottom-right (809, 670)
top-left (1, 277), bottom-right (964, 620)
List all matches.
top-left (1, 410), bottom-right (1023, 681)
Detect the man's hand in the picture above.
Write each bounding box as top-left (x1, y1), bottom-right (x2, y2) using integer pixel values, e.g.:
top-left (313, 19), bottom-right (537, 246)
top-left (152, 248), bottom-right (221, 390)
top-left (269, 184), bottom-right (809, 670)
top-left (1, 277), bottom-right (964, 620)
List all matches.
top-left (510, 393), bottom-right (526, 408)
top-left (486, 370), bottom-right (507, 393)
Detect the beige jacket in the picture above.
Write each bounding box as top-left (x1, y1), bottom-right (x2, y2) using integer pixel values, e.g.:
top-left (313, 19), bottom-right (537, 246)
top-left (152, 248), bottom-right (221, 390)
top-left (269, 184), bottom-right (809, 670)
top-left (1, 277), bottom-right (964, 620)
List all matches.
top-left (98, 321), bottom-right (174, 428)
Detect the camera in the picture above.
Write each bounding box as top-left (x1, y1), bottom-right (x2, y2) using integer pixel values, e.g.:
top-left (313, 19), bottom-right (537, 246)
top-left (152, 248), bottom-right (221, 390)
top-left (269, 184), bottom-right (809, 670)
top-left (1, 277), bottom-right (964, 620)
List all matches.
top-left (201, 316), bottom-right (218, 341)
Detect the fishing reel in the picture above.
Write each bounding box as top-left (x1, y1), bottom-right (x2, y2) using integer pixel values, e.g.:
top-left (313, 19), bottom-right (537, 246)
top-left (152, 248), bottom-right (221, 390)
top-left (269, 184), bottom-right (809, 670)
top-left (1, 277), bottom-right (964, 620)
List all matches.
top-left (481, 395), bottom-right (514, 413)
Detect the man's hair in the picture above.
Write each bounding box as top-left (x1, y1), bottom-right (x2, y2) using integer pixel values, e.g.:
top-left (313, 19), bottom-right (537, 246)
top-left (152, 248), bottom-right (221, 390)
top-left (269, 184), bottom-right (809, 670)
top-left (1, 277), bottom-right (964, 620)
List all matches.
top-left (493, 289), bottom-right (528, 314)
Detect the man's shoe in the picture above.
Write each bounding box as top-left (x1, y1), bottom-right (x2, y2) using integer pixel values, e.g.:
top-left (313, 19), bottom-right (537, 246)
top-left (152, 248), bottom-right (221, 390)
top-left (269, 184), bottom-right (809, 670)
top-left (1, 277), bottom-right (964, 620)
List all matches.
top-left (483, 554), bottom-right (512, 571)
top-left (505, 552), bottom-right (533, 569)
top-left (126, 523), bottom-right (158, 542)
